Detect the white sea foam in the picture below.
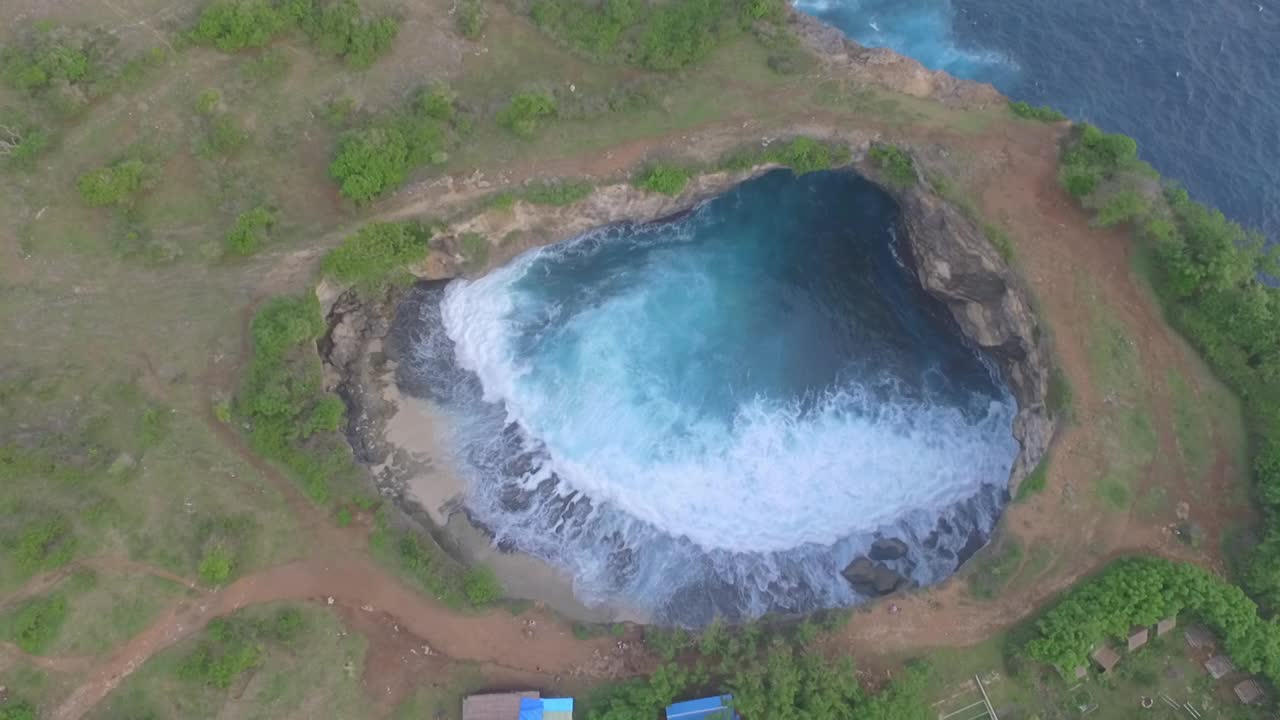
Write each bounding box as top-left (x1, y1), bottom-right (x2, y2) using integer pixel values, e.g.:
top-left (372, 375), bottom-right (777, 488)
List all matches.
top-left (440, 236), bottom-right (1018, 556)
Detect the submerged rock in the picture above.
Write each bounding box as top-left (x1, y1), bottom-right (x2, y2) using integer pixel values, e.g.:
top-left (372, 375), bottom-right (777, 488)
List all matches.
top-left (841, 556), bottom-right (908, 596)
top-left (869, 537), bottom-right (910, 561)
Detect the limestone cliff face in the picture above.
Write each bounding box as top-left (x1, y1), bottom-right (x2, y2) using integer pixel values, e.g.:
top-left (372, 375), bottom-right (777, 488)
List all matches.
top-left (890, 182), bottom-right (1055, 494)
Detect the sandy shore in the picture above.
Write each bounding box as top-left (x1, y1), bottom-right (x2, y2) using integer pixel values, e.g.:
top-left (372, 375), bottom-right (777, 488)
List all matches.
top-left (377, 376), bottom-right (646, 623)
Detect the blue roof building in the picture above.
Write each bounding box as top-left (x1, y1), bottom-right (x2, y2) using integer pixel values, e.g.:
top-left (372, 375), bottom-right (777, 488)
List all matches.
top-left (665, 695), bottom-right (738, 720)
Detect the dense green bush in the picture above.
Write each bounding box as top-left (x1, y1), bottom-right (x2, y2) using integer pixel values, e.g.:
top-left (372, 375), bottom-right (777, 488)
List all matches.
top-left (2, 25), bottom-right (106, 97)
top-left (191, 0), bottom-right (398, 67)
top-left (321, 221), bottom-right (431, 284)
top-left (235, 295), bottom-right (355, 504)
top-left (175, 611), bottom-right (305, 688)
top-left (1009, 100), bottom-right (1066, 122)
top-left (722, 136), bottom-right (851, 175)
top-left (868, 144), bottom-right (916, 187)
top-left (9, 516), bottom-right (75, 575)
top-left (0, 698), bottom-right (36, 720)
top-left (330, 85), bottom-right (460, 202)
top-left (1024, 557), bottom-right (1280, 685)
top-left (191, 0), bottom-right (291, 50)
top-left (497, 91), bottom-right (557, 138)
top-left (197, 544), bottom-right (235, 584)
top-left (634, 163), bottom-right (691, 195)
top-left (76, 159), bottom-right (148, 207)
top-left (293, 0), bottom-right (400, 69)
top-left (530, 0), bottom-right (781, 70)
top-left (456, 0), bottom-right (487, 39)
top-left (1058, 123), bottom-right (1139, 198)
top-left (200, 113), bottom-right (251, 157)
top-left (462, 565), bottom-right (503, 605)
top-left (1, 593), bottom-right (69, 654)
top-left (223, 206), bottom-right (275, 256)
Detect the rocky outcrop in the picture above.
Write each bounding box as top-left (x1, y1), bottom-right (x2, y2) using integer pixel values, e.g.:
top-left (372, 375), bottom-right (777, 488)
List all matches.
top-left (787, 11), bottom-right (1003, 109)
top-left (869, 537), bottom-right (909, 561)
top-left (884, 173), bottom-right (1055, 495)
top-left (842, 557), bottom-right (910, 596)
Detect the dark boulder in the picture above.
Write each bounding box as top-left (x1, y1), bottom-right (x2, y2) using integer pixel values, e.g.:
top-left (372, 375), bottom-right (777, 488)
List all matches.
top-left (842, 556), bottom-right (907, 596)
top-left (870, 537), bottom-right (909, 561)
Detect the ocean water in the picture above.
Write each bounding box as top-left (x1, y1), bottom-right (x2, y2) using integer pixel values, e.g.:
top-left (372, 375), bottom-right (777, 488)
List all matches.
top-left (794, 0), bottom-right (1280, 241)
top-left (403, 170), bottom-right (1017, 623)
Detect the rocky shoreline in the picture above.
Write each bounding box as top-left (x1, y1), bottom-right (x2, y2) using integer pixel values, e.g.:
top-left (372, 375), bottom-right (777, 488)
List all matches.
top-left (317, 153), bottom-right (1056, 618)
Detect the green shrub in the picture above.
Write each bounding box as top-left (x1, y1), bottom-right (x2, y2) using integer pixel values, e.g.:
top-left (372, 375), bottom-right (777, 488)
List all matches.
top-left (635, 163), bottom-right (690, 195)
top-left (330, 85), bottom-right (459, 202)
top-left (195, 88), bottom-right (221, 115)
top-left (1093, 189), bottom-right (1149, 228)
top-left (497, 91), bottom-right (557, 138)
top-left (76, 159), bottom-right (148, 207)
top-left (10, 516), bottom-right (75, 575)
top-left (0, 123), bottom-right (51, 168)
top-left (321, 221), bottom-right (431, 284)
top-left (1047, 366), bottom-right (1073, 418)
top-left (198, 544), bottom-right (235, 585)
top-left (293, 0), bottom-right (400, 69)
top-left (191, 0), bottom-right (291, 51)
top-left (1015, 454), bottom-right (1050, 502)
top-left (635, 0), bottom-right (726, 70)
top-left (1009, 100), bottom-right (1066, 122)
top-left (868, 144), bottom-right (916, 187)
top-left (2, 25), bottom-right (104, 98)
top-left (1058, 123), bottom-right (1138, 198)
top-left (456, 0), bottom-right (487, 39)
top-left (203, 114), bottom-right (251, 156)
top-left (765, 136), bottom-right (849, 174)
top-left (458, 231), bottom-right (489, 270)
top-left (0, 699), bottom-right (37, 720)
top-left (223, 206), bottom-right (275, 256)
top-left (1, 594), bottom-right (69, 654)
top-left (983, 222), bottom-right (1015, 261)
top-left (462, 565), bottom-right (503, 606)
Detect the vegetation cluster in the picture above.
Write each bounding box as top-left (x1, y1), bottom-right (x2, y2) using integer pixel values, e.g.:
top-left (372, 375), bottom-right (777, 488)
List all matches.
top-left (530, 0), bottom-right (788, 70)
top-left (191, 0), bottom-right (399, 69)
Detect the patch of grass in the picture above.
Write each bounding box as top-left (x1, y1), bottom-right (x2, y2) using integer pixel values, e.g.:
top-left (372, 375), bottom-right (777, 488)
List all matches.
top-left (634, 162), bottom-right (691, 195)
top-left (966, 535), bottom-right (1023, 600)
top-left (1096, 474), bottom-right (1132, 511)
top-left (1008, 100), bottom-right (1066, 122)
top-left (197, 543), bottom-right (235, 585)
top-left (222, 205), bottom-right (275, 257)
top-left (458, 231), bottom-right (489, 271)
top-left (1, 594), bottom-right (69, 655)
top-left (983, 221), bottom-right (1014, 262)
top-left (462, 565), bottom-right (503, 606)
top-left (456, 0), bottom-right (487, 39)
top-left (868, 143), bottom-right (915, 187)
top-left (1047, 365), bottom-right (1074, 419)
top-left (368, 515), bottom-right (468, 609)
top-left (1015, 453), bottom-right (1050, 502)
top-left (520, 179), bottom-right (594, 205)
top-left (1168, 370), bottom-right (1211, 482)
top-left (719, 136), bottom-right (851, 174)
top-left (191, 0), bottom-right (399, 68)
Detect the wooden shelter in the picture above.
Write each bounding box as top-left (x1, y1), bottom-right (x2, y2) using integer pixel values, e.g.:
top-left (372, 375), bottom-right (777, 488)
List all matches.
top-left (1184, 625), bottom-right (1214, 649)
top-left (1127, 626), bottom-right (1149, 651)
top-left (463, 692), bottom-right (540, 720)
top-left (1205, 655), bottom-right (1235, 680)
top-left (1091, 646), bottom-right (1120, 673)
top-left (1155, 616), bottom-right (1177, 637)
top-left (1233, 678), bottom-right (1264, 705)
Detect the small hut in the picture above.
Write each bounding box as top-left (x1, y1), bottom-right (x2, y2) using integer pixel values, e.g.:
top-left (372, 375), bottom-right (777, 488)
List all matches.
top-left (666, 695), bottom-right (738, 720)
top-left (1184, 625), bottom-right (1214, 649)
top-left (1205, 655), bottom-right (1235, 680)
top-left (1156, 616), bottom-right (1177, 637)
top-left (1127, 626), bottom-right (1150, 651)
top-left (1091, 646), bottom-right (1120, 674)
top-left (464, 692), bottom-right (540, 720)
top-left (1233, 678), bottom-right (1264, 705)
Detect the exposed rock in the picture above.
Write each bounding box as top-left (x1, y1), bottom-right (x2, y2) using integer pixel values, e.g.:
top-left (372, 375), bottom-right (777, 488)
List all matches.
top-left (882, 171), bottom-right (1056, 495)
top-left (787, 10), bottom-right (1003, 109)
top-left (869, 537), bottom-right (909, 561)
top-left (841, 556), bottom-right (907, 596)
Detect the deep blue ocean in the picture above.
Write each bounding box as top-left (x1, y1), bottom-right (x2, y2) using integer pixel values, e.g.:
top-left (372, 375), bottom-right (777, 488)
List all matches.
top-left (795, 0), bottom-right (1280, 241)
top-left (405, 170), bottom-right (1016, 623)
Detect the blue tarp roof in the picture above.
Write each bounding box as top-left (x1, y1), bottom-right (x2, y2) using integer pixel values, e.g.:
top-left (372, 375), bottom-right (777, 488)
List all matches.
top-left (665, 694), bottom-right (738, 720)
top-left (518, 697), bottom-right (574, 720)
